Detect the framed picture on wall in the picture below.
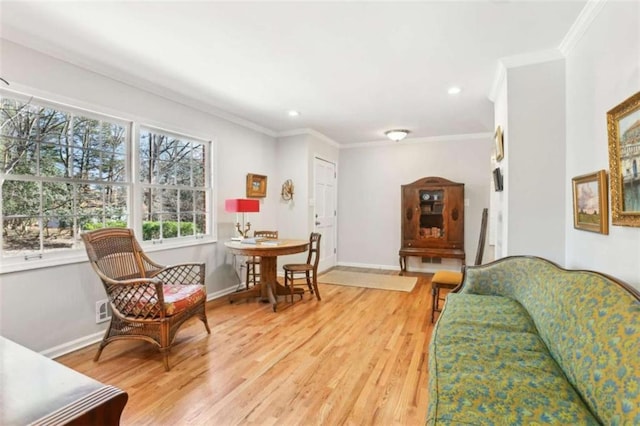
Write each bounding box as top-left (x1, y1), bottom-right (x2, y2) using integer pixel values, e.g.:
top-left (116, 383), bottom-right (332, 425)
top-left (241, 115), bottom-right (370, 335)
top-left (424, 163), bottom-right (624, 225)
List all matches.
top-left (246, 173), bottom-right (267, 198)
top-left (494, 125), bottom-right (504, 162)
top-left (572, 170), bottom-right (608, 234)
top-left (607, 91), bottom-right (640, 227)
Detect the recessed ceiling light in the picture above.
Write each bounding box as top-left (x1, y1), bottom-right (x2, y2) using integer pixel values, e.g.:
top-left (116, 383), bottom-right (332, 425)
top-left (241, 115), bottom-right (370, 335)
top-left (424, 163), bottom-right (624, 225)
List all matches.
top-left (288, 110), bottom-right (300, 117)
top-left (448, 86), bottom-right (461, 95)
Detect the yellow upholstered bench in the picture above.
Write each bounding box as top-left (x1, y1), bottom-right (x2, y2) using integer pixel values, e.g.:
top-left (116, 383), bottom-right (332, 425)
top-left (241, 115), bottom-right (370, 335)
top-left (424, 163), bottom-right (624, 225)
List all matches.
top-left (430, 208), bottom-right (487, 323)
top-left (430, 270), bottom-right (462, 322)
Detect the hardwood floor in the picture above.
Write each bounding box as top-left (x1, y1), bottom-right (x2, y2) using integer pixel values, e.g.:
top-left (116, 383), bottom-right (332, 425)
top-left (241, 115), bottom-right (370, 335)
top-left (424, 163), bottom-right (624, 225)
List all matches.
top-left (56, 268), bottom-right (436, 425)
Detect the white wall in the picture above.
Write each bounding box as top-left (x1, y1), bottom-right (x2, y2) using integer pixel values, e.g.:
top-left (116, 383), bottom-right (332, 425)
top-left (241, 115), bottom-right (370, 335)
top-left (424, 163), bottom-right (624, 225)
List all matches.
top-left (274, 132), bottom-right (339, 269)
top-left (565, 1), bottom-right (640, 287)
top-left (506, 60), bottom-right (566, 265)
top-left (0, 40), bottom-right (279, 353)
top-left (338, 137), bottom-right (491, 272)
top-left (492, 76), bottom-right (509, 259)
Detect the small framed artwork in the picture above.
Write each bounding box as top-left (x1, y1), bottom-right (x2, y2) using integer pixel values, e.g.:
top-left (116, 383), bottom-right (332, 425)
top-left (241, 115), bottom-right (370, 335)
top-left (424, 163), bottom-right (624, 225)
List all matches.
top-left (246, 173), bottom-right (267, 198)
top-left (607, 91), bottom-right (640, 227)
top-left (494, 125), bottom-right (504, 162)
top-left (492, 167), bottom-right (503, 192)
top-left (572, 170), bottom-right (608, 234)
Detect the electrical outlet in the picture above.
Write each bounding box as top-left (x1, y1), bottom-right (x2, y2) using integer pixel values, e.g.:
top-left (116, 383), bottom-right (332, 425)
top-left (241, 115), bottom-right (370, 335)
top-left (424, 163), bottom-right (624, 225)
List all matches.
top-left (95, 299), bottom-right (112, 323)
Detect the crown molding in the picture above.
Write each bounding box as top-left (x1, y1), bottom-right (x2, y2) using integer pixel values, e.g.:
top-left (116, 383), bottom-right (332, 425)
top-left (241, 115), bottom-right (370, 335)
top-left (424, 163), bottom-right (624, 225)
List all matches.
top-left (277, 128), bottom-right (340, 148)
top-left (341, 132), bottom-right (492, 149)
top-left (558, 0), bottom-right (608, 56)
top-left (489, 0), bottom-right (607, 103)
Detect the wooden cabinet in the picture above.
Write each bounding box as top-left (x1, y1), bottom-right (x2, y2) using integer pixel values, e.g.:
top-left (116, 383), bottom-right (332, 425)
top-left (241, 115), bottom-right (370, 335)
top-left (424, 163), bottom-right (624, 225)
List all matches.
top-left (399, 177), bottom-right (465, 273)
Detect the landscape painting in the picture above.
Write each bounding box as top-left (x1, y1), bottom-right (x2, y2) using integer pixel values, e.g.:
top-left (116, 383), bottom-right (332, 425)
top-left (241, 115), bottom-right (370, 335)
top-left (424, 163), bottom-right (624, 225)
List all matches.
top-left (572, 170), bottom-right (608, 234)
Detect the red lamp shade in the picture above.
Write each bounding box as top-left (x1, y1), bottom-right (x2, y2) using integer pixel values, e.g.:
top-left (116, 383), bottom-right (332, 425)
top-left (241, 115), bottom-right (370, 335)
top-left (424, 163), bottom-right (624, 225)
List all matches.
top-left (225, 198), bottom-right (260, 213)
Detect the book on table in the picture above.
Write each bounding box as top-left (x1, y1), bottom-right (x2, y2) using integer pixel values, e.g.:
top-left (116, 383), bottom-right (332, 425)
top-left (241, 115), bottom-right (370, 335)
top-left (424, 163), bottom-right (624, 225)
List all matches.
top-left (261, 240), bottom-right (281, 246)
top-left (241, 237), bottom-right (265, 244)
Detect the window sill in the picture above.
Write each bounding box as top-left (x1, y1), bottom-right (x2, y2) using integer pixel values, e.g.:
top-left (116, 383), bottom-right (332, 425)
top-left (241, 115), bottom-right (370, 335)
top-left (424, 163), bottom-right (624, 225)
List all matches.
top-left (0, 236), bottom-right (218, 275)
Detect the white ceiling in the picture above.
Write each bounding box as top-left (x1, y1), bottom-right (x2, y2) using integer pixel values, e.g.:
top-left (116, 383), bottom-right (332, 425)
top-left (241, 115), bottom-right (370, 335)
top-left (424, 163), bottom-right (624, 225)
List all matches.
top-left (0, 1), bottom-right (586, 145)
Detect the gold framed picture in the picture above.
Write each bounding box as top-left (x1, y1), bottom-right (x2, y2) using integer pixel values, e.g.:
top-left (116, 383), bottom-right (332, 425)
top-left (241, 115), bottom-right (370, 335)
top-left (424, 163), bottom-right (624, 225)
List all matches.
top-left (494, 125), bottom-right (504, 162)
top-left (572, 170), bottom-right (608, 234)
top-left (607, 91), bottom-right (640, 227)
top-left (246, 173), bottom-right (267, 198)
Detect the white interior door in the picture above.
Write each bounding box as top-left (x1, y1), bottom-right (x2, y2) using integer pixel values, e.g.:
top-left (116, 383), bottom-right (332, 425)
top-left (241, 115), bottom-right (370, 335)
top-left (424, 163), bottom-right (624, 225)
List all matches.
top-left (314, 157), bottom-right (336, 272)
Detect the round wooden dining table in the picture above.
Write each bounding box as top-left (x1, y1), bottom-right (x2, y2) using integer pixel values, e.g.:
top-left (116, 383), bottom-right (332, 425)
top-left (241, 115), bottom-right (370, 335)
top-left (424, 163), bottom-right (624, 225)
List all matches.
top-left (224, 239), bottom-right (309, 312)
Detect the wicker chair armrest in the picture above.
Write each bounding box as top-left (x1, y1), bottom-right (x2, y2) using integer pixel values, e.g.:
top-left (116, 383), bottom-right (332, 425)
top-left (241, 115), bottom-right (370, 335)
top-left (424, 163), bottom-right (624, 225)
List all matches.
top-left (99, 276), bottom-right (166, 319)
top-left (151, 262), bottom-right (205, 285)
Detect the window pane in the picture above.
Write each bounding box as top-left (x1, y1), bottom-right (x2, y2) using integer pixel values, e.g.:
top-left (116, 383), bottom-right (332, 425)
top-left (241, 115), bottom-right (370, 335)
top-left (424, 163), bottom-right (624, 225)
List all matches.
top-left (162, 189), bottom-right (178, 214)
top-left (194, 190), bottom-right (207, 213)
top-left (39, 108), bottom-right (70, 146)
top-left (0, 136), bottom-right (38, 175)
top-left (2, 180), bottom-right (40, 215)
top-left (157, 160), bottom-right (175, 184)
top-left (195, 214), bottom-right (206, 235)
top-left (162, 213), bottom-right (179, 238)
top-left (0, 99), bottom-right (39, 140)
top-left (179, 190), bottom-right (194, 212)
top-left (43, 216), bottom-right (75, 252)
top-left (142, 213), bottom-right (162, 241)
top-left (179, 213), bottom-right (194, 236)
top-left (43, 182), bottom-right (73, 216)
top-left (105, 185), bottom-right (127, 223)
top-left (101, 154), bottom-right (125, 182)
top-left (40, 142), bottom-right (72, 177)
top-left (3, 216), bottom-right (40, 256)
top-left (193, 151), bottom-right (205, 187)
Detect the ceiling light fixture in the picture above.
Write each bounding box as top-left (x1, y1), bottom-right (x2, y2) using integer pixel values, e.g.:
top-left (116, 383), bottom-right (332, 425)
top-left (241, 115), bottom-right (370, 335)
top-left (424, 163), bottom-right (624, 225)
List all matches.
top-left (385, 129), bottom-right (410, 142)
top-left (448, 86), bottom-right (461, 95)
top-left (288, 110), bottom-right (300, 117)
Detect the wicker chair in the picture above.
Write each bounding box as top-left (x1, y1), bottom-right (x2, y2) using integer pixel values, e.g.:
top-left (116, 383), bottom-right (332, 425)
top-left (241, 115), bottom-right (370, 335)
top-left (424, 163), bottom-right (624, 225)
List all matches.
top-left (81, 228), bottom-right (210, 371)
top-left (283, 232), bottom-right (322, 303)
top-left (243, 230), bottom-right (279, 288)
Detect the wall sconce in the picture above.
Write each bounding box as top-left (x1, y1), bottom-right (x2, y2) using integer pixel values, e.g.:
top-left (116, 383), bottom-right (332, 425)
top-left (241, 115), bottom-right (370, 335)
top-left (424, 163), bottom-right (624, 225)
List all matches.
top-left (281, 179), bottom-right (294, 201)
top-left (225, 198), bottom-right (260, 240)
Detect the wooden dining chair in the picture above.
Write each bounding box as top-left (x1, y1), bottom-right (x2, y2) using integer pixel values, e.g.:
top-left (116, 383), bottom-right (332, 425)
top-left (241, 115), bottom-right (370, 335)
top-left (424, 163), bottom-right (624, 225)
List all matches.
top-left (245, 230), bottom-right (279, 288)
top-left (81, 228), bottom-right (210, 371)
top-left (430, 208), bottom-right (488, 322)
top-left (283, 232), bottom-right (322, 303)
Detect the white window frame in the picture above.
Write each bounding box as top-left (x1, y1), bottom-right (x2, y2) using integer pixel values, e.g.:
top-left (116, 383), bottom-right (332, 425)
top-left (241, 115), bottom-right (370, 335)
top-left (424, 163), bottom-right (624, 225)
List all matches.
top-left (133, 124), bottom-right (214, 249)
top-left (0, 91), bottom-right (216, 274)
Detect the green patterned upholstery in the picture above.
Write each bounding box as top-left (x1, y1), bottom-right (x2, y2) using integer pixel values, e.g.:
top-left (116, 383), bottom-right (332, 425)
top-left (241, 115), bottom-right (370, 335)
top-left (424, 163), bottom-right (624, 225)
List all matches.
top-left (428, 256), bottom-right (640, 425)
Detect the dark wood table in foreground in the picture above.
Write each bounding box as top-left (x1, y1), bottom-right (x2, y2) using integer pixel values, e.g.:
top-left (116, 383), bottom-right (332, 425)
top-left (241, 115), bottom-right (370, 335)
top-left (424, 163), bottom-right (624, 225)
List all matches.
top-left (225, 239), bottom-right (309, 311)
top-left (0, 336), bottom-right (128, 425)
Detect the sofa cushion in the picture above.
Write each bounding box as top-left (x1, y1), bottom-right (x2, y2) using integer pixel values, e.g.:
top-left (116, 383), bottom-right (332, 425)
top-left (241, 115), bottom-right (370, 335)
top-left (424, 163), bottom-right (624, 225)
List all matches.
top-left (428, 293), bottom-right (599, 425)
top-left (461, 257), bottom-right (640, 424)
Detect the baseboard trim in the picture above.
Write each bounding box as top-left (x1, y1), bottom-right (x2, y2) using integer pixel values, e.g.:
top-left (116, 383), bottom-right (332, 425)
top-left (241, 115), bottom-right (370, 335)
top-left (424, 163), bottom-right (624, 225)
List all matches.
top-left (337, 261), bottom-right (400, 271)
top-left (41, 285), bottom-right (240, 359)
top-left (207, 285), bottom-right (242, 301)
top-left (336, 261), bottom-right (457, 274)
top-left (41, 331), bottom-right (105, 359)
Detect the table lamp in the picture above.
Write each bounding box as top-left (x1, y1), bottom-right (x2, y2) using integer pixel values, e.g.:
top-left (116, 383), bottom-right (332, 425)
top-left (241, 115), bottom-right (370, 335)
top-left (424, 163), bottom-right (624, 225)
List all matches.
top-left (225, 198), bottom-right (260, 240)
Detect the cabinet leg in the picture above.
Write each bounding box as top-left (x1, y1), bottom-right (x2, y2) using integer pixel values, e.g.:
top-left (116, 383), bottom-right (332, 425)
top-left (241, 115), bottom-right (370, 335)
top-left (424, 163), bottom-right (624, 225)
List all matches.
top-left (399, 256), bottom-right (406, 275)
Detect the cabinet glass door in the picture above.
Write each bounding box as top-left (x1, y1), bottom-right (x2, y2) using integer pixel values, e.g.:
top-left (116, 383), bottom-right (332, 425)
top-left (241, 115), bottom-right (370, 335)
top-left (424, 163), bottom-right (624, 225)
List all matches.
top-left (418, 190), bottom-right (444, 238)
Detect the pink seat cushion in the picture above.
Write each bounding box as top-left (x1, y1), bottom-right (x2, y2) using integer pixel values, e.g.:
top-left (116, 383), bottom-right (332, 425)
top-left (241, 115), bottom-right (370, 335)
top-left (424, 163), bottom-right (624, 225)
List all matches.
top-left (163, 284), bottom-right (206, 316)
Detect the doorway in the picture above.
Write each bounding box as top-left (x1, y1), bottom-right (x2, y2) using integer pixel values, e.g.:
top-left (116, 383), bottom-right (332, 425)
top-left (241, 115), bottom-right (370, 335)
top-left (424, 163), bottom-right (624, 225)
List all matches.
top-left (313, 157), bottom-right (337, 272)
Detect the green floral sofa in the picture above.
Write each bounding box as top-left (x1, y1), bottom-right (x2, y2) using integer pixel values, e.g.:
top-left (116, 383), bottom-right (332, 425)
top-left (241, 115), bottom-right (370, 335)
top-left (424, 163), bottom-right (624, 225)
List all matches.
top-left (427, 256), bottom-right (640, 425)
